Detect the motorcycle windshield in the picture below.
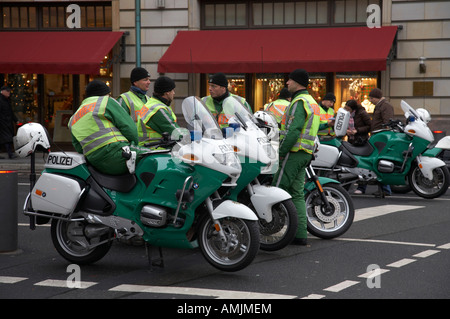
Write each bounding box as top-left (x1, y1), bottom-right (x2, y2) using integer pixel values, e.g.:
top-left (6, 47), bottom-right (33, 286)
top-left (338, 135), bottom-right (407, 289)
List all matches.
top-left (222, 96), bottom-right (259, 130)
top-left (181, 96), bottom-right (223, 140)
top-left (401, 100), bottom-right (421, 120)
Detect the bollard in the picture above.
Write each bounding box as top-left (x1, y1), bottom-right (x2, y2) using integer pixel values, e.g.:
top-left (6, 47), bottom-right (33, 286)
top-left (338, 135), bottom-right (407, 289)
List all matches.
top-left (0, 170), bottom-right (18, 252)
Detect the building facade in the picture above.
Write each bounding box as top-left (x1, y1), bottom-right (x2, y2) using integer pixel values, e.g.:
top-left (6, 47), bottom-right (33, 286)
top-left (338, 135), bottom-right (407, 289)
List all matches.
top-left (1, 0), bottom-right (449, 144)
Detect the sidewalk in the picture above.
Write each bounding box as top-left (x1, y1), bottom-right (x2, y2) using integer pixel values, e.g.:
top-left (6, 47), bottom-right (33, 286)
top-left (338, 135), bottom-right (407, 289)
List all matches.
top-left (0, 152), bottom-right (46, 173)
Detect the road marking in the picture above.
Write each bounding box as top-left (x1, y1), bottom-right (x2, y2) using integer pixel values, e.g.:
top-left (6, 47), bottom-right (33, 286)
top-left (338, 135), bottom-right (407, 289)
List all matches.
top-left (109, 284), bottom-right (297, 299)
top-left (358, 268), bottom-right (390, 278)
top-left (437, 243), bottom-right (450, 249)
top-left (323, 280), bottom-right (359, 293)
top-left (18, 223), bottom-right (50, 227)
top-left (334, 237), bottom-right (435, 247)
top-left (413, 249), bottom-right (440, 258)
top-left (34, 279), bottom-right (97, 289)
top-left (0, 276), bottom-right (27, 284)
top-left (301, 294), bottom-right (326, 299)
top-left (386, 258), bottom-right (416, 268)
top-left (354, 205), bottom-right (425, 222)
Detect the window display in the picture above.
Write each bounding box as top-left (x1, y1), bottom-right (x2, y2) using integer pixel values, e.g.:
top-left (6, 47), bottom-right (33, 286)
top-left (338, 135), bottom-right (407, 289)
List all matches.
top-left (335, 74), bottom-right (377, 113)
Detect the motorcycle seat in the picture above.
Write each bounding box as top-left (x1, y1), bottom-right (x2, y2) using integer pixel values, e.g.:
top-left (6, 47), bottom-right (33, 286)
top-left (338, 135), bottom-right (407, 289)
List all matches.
top-left (88, 165), bottom-right (137, 193)
top-left (341, 141), bottom-right (374, 157)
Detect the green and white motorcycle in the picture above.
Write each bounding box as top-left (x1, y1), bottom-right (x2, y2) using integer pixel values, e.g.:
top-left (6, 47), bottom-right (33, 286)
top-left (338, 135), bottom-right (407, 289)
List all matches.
top-left (313, 100), bottom-right (450, 199)
top-left (15, 97), bottom-right (260, 272)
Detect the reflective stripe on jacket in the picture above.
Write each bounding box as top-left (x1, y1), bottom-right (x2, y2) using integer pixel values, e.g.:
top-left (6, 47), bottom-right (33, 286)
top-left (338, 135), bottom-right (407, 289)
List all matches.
top-left (139, 97), bottom-right (177, 145)
top-left (68, 96), bottom-right (128, 156)
top-left (280, 93), bottom-right (320, 154)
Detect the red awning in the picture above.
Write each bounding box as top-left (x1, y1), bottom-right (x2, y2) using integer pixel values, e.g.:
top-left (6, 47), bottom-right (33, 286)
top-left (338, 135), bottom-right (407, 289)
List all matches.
top-left (158, 26), bottom-right (398, 74)
top-left (0, 31), bottom-right (123, 74)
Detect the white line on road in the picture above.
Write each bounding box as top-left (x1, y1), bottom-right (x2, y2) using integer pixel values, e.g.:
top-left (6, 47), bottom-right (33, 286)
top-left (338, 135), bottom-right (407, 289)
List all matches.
top-left (34, 279), bottom-right (97, 289)
top-left (323, 280), bottom-right (359, 293)
top-left (0, 276), bottom-right (28, 284)
top-left (437, 243), bottom-right (450, 249)
top-left (386, 258), bottom-right (416, 268)
top-left (413, 249), bottom-right (440, 258)
top-left (301, 294), bottom-right (326, 299)
top-left (334, 237), bottom-right (435, 247)
top-left (109, 284), bottom-right (297, 299)
top-left (358, 268), bottom-right (390, 279)
top-left (354, 205), bottom-right (425, 222)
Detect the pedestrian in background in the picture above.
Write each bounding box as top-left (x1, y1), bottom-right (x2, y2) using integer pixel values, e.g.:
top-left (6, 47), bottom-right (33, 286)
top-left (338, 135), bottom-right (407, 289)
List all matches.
top-left (354, 88), bottom-right (393, 196)
top-left (343, 99), bottom-right (371, 145)
top-left (0, 85), bottom-right (18, 159)
top-left (273, 69), bottom-right (320, 246)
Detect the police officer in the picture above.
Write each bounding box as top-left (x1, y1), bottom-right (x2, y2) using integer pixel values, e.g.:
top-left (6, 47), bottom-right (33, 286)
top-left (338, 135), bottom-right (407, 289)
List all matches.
top-left (317, 92), bottom-right (336, 137)
top-left (272, 69), bottom-right (320, 246)
top-left (69, 80), bottom-right (143, 175)
top-left (201, 73), bottom-right (252, 128)
top-left (264, 87), bottom-right (291, 125)
top-left (138, 75), bottom-right (179, 146)
top-left (117, 67), bottom-right (151, 129)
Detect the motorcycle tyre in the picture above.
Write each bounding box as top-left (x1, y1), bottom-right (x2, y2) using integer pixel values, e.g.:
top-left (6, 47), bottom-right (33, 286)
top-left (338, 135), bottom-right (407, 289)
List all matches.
top-left (408, 165), bottom-right (450, 199)
top-left (198, 216), bottom-right (260, 272)
top-left (306, 183), bottom-right (354, 239)
top-left (51, 218), bottom-right (112, 265)
top-left (259, 199), bottom-right (298, 251)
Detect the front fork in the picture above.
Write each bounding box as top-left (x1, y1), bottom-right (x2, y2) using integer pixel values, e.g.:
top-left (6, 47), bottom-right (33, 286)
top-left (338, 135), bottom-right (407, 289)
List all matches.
top-left (205, 197), bottom-right (227, 241)
top-left (306, 164), bottom-right (332, 212)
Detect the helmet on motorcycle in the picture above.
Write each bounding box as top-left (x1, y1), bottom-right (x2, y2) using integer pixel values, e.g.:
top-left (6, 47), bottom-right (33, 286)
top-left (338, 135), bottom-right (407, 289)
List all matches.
top-left (416, 108), bottom-right (431, 123)
top-left (254, 111), bottom-right (278, 128)
top-left (14, 123), bottom-right (51, 157)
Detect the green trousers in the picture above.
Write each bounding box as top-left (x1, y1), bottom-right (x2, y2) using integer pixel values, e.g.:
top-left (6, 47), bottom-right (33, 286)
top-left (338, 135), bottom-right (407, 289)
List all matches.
top-left (272, 151), bottom-right (312, 239)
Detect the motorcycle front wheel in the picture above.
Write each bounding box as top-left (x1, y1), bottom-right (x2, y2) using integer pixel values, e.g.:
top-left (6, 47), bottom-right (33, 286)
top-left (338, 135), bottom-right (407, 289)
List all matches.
top-left (305, 183), bottom-right (354, 239)
top-left (408, 165), bottom-right (450, 199)
top-left (258, 199), bottom-right (297, 251)
top-left (198, 217), bottom-right (260, 272)
top-left (51, 216), bottom-right (113, 265)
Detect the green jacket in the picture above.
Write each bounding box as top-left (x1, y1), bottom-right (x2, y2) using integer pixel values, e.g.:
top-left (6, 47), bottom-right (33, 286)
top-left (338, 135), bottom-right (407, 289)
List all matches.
top-left (70, 96), bottom-right (139, 175)
top-left (279, 90), bottom-right (320, 158)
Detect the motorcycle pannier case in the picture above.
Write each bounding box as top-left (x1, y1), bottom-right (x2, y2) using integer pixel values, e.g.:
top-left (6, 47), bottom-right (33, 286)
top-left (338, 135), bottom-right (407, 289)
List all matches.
top-left (31, 173), bottom-right (82, 215)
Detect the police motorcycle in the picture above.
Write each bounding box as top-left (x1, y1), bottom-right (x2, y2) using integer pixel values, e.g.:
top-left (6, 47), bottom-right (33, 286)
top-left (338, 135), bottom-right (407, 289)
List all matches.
top-left (234, 98), bottom-right (355, 240)
top-left (211, 96), bottom-right (298, 251)
top-left (312, 100), bottom-right (450, 199)
top-left (15, 97), bottom-right (261, 272)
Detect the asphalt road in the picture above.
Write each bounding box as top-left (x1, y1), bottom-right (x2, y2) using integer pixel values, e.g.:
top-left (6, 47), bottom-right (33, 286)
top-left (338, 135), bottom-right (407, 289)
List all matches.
top-left (1, 175), bottom-right (449, 304)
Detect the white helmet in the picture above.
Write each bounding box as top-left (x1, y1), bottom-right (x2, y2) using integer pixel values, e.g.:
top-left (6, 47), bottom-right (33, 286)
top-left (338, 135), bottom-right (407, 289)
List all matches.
top-left (254, 111), bottom-right (278, 128)
top-left (416, 108), bottom-right (431, 123)
top-left (14, 123), bottom-right (51, 157)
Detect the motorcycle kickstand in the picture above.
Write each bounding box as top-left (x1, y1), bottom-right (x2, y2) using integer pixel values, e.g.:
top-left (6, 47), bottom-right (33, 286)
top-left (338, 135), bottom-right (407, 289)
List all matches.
top-left (145, 242), bottom-right (164, 271)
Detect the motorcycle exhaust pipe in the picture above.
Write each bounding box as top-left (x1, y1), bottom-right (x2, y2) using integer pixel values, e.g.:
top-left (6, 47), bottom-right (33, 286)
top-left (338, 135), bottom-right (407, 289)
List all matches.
top-left (84, 224), bottom-right (112, 239)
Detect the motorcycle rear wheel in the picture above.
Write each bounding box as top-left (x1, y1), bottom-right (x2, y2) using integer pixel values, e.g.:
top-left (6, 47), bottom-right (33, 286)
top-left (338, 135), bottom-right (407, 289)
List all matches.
top-left (198, 217), bottom-right (260, 272)
top-left (258, 199), bottom-right (297, 251)
top-left (305, 183), bottom-right (354, 239)
top-left (51, 216), bottom-right (113, 265)
top-left (408, 165), bottom-right (450, 199)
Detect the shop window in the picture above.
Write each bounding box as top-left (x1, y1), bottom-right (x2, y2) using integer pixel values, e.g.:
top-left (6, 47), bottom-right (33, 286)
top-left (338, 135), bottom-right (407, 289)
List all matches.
top-left (334, 73), bottom-right (377, 113)
top-left (308, 74), bottom-right (327, 104)
top-left (255, 74), bottom-right (286, 111)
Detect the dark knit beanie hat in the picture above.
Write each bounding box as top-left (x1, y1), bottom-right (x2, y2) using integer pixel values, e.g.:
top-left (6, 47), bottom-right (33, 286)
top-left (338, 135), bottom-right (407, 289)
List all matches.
top-left (85, 80), bottom-right (110, 98)
top-left (130, 67), bottom-right (150, 83)
top-left (369, 88), bottom-right (383, 99)
top-left (278, 87), bottom-right (291, 100)
top-left (289, 69), bottom-right (309, 87)
top-left (209, 73), bottom-right (228, 87)
top-left (154, 76), bottom-right (176, 94)
top-left (323, 92), bottom-right (336, 102)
